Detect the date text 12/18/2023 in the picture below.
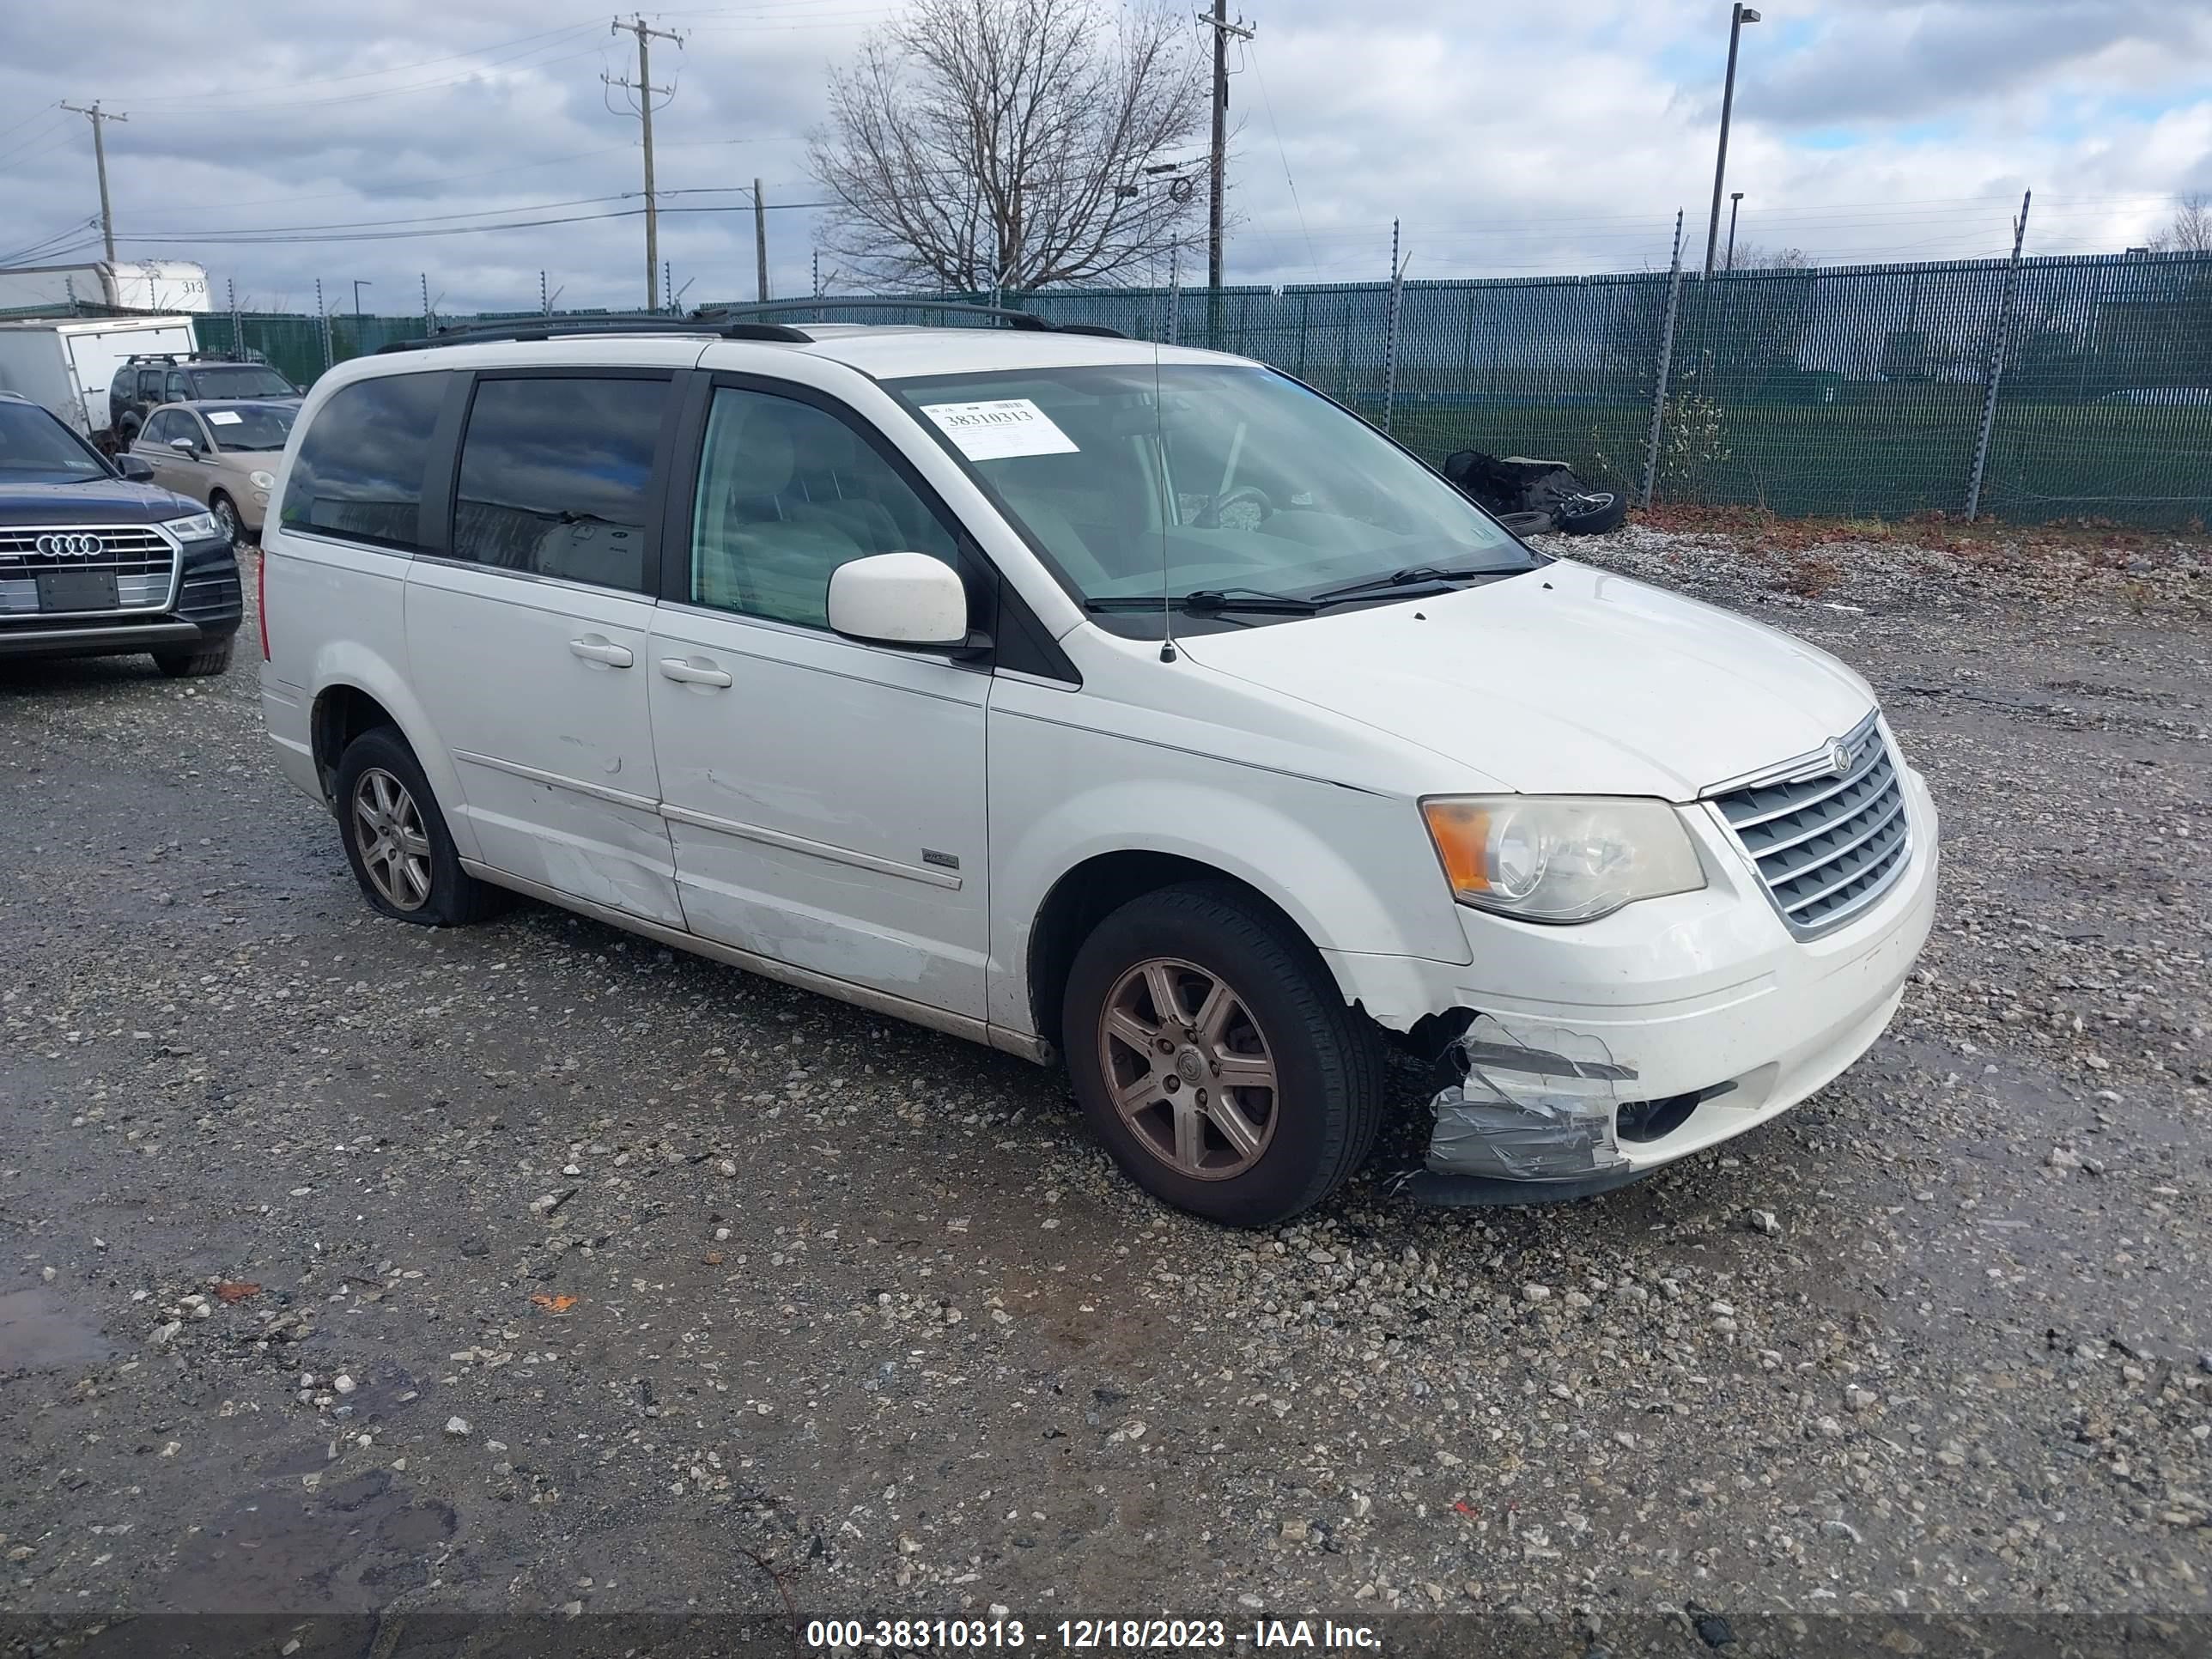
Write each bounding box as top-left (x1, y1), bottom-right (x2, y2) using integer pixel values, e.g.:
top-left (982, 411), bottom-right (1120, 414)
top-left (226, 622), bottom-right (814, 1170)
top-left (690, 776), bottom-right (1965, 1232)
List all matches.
top-left (802, 1618), bottom-right (1383, 1650)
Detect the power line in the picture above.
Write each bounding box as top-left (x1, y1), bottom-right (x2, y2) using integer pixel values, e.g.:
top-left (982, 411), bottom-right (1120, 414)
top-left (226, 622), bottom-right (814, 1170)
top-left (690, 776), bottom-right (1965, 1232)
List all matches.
top-left (116, 199), bottom-right (836, 249)
top-left (0, 102), bottom-right (61, 146)
top-left (0, 112), bottom-right (75, 170)
top-left (107, 137), bottom-right (804, 222)
top-left (1243, 43), bottom-right (1316, 276)
top-left (0, 217), bottom-right (100, 267)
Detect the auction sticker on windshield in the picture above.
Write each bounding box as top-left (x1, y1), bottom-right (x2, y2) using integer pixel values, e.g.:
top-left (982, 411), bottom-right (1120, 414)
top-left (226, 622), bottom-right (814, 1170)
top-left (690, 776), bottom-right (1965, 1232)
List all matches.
top-left (207, 411), bottom-right (243, 425)
top-left (922, 398), bottom-right (1079, 461)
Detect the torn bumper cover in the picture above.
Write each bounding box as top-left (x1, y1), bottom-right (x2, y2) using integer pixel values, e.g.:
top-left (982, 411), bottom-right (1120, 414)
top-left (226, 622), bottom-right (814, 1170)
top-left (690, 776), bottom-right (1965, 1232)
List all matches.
top-left (1418, 1015), bottom-right (1635, 1193)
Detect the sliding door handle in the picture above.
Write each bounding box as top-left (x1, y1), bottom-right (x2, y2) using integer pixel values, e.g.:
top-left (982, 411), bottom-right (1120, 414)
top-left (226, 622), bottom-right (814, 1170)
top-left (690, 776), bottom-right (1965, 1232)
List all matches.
top-left (568, 635), bottom-right (634, 667)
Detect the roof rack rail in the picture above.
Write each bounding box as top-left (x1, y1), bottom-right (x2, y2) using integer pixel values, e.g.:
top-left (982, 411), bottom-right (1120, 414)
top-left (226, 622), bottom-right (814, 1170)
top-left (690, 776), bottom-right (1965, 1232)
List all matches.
top-left (375, 313), bottom-right (812, 354)
top-left (701, 299), bottom-right (1126, 339)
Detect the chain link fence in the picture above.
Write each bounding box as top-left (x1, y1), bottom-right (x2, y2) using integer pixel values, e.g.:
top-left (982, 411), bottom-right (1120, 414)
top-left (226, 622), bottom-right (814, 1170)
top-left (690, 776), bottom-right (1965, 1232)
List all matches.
top-left (161, 249), bottom-right (2212, 528)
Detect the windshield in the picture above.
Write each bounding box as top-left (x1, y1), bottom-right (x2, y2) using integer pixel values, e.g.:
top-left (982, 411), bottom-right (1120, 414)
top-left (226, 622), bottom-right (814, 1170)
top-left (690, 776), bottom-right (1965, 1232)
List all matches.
top-left (890, 363), bottom-right (1534, 626)
top-left (201, 404), bottom-right (295, 452)
top-left (190, 364), bottom-right (295, 399)
top-left (0, 402), bottom-right (111, 483)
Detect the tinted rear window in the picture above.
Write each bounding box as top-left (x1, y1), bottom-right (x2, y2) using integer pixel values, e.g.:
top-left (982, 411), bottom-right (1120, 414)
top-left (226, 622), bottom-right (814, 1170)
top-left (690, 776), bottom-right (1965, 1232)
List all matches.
top-left (279, 372), bottom-right (450, 550)
top-left (451, 375), bottom-right (668, 593)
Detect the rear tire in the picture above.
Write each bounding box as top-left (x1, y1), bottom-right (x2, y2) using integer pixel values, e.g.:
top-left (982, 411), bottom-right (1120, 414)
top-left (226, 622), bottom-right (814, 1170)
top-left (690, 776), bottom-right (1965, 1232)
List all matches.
top-left (153, 640), bottom-right (233, 678)
top-left (1061, 882), bottom-right (1386, 1226)
top-left (334, 726), bottom-right (501, 927)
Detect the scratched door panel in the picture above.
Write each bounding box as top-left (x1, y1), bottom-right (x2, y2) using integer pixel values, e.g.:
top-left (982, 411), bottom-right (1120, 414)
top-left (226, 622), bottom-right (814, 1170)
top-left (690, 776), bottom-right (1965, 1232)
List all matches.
top-left (647, 602), bottom-right (990, 1020)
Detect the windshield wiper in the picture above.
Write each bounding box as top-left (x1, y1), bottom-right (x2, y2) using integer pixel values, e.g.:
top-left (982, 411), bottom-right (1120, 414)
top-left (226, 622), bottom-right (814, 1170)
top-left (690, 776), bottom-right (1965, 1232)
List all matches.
top-left (1305, 564), bottom-right (1506, 605)
top-left (1086, 586), bottom-right (1320, 616)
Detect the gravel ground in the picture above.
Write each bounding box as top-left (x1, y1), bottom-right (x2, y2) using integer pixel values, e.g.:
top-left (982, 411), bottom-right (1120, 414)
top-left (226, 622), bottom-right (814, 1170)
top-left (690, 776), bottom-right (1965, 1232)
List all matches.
top-left (3, 524), bottom-right (2208, 1656)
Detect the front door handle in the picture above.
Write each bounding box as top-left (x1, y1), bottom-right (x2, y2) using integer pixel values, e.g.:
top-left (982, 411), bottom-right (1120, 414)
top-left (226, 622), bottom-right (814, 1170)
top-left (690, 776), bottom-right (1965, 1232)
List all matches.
top-left (659, 657), bottom-right (732, 689)
top-left (569, 635), bottom-right (635, 668)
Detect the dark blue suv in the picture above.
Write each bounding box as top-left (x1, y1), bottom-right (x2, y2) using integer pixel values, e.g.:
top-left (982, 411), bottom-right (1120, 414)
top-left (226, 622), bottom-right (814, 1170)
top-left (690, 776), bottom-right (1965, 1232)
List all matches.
top-left (0, 392), bottom-right (242, 675)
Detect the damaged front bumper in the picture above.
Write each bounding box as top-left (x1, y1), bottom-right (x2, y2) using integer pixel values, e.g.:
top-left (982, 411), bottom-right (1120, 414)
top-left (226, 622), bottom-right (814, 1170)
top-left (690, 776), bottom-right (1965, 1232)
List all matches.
top-left (1361, 767), bottom-right (1941, 1206)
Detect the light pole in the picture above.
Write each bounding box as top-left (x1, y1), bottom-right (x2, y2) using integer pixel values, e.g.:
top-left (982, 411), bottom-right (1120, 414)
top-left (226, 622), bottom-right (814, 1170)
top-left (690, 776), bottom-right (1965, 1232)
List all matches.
top-left (352, 279), bottom-right (372, 319)
top-left (1725, 191), bottom-right (1744, 270)
top-left (1702, 4), bottom-right (1759, 277)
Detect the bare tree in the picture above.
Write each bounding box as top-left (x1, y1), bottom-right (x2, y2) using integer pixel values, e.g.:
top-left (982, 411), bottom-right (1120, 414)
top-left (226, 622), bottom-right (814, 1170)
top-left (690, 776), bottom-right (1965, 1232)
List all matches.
top-left (1723, 243), bottom-right (1813, 272)
top-left (2149, 191), bottom-right (2212, 255)
top-left (808, 0), bottom-right (1205, 293)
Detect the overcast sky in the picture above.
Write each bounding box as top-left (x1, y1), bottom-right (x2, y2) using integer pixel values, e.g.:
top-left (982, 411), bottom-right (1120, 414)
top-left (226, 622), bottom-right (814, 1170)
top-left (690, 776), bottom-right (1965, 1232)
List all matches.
top-left (2, 0), bottom-right (2208, 316)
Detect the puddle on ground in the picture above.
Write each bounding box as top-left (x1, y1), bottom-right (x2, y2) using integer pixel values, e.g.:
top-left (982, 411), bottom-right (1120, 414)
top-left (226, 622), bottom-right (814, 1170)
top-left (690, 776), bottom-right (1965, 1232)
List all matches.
top-left (0, 1285), bottom-right (117, 1373)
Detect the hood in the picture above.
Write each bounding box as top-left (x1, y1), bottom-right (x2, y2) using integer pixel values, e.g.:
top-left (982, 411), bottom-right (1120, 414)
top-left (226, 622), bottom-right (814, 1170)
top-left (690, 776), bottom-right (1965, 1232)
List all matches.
top-left (1174, 559), bottom-right (1876, 800)
top-left (0, 476), bottom-right (202, 525)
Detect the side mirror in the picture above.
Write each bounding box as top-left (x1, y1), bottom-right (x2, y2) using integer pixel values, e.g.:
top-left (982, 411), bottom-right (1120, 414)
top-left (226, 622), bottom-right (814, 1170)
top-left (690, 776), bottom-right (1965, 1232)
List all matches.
top-left (169, 437), bottom-right (197, 453)
top-left (114, 454), bottom-right (155, 482)
top-left (826, 551), bottom-right (973, 650)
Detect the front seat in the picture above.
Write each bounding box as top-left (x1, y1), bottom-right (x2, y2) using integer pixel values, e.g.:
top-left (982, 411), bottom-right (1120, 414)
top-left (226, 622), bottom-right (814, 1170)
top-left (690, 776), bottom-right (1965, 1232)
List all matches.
top-left (694, 411), bottom-right (866, 627)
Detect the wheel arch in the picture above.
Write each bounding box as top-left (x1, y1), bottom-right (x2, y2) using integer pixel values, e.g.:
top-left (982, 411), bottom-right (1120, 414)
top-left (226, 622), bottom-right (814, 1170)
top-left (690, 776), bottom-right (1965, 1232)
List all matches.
top-left (305, 661), bottom-right (474, 861)
top-left (1026, 851), bottom-right (1333, 1054)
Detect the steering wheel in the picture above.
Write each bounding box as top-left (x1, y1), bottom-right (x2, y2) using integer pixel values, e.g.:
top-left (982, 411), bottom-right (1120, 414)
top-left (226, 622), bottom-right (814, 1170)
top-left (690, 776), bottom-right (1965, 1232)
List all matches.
top-left (1194, 483), bottom-right (1274, 530)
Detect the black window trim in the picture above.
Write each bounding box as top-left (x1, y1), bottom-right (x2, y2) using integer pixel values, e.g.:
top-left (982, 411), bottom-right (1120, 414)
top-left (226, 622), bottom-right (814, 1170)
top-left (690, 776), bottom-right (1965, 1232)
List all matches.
top-left (427, 365), bottom-right (685, 599)
top-left (277, 366), bottom-right (457, 558)
top-left (660, 368), bottom-right (1078, 684)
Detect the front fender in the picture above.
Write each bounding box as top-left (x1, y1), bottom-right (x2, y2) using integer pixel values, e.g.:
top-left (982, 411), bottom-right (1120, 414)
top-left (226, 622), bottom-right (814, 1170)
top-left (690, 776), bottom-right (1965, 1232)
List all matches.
top-left (986, 714), bottom-right (1471, 1036)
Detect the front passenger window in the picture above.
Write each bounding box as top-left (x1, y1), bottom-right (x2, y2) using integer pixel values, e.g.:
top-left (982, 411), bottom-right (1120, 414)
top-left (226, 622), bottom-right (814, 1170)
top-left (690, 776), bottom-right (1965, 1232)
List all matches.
top-left (688, 386), bottom-right (960, 629)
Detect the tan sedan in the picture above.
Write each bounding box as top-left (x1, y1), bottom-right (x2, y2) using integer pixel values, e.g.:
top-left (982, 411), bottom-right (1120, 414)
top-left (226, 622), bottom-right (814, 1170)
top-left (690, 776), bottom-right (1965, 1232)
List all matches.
top-left (131, 400), bottom-right (296, 544)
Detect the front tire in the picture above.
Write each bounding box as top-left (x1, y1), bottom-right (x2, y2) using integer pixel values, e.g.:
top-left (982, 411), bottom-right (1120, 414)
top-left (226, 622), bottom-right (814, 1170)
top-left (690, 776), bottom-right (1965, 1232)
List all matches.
top-left (153, 640), bottom-right (233, 678)
top-left (1061, 883), bottom-right (1386, 1226)
top-left (334, 726), bottom-right (499, 927)
top-left (209, 492), bottom-right (244, 548)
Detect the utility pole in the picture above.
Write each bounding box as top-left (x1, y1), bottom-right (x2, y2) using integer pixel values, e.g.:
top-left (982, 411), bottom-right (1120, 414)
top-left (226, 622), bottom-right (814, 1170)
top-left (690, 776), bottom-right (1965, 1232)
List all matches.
top-left (1198, 3), bottom-right (1254, 345)
top-left (1725, 191), bottom-right (1743, 271)
top-left (60, 101), bottom-right (127, 263)
top-left (606, 15), bottom-right (684, 312)
top-left (1702, 4), bottom-right (1760, 277)
top-left (754, 179), bottom-right (770, 302)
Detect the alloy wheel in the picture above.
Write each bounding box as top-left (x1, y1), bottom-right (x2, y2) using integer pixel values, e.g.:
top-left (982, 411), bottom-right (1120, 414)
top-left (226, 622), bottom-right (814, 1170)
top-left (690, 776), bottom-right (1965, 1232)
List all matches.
top-left (351, 767), bottom-right (433, 911)
top-left (212, 497), bottom-right (242, 546)
top-left (1097, 957), bottom-right (1280, 1180)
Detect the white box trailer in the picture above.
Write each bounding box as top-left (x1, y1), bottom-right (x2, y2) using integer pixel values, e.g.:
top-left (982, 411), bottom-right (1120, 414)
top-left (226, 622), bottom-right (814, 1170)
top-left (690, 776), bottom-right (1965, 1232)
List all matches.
top-left (0, 313), bottom-right (198, 439)
top-left (0, 260), bottom-right (210, 313)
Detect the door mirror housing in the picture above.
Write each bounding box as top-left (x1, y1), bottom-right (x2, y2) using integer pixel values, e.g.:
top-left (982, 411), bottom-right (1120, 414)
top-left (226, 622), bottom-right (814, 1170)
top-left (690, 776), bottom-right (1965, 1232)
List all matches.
top-left (826, 552), bottom-right (974, 650)
top-left (169, 437), bottom-right (198, 453)
top-left (114, 454), bottom-right (155, 482)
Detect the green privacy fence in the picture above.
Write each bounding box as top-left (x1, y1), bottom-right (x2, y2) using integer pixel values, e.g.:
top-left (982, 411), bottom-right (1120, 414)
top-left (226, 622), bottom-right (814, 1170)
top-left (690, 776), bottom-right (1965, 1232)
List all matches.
top-left (193, 249), bottom-right (2212, 527)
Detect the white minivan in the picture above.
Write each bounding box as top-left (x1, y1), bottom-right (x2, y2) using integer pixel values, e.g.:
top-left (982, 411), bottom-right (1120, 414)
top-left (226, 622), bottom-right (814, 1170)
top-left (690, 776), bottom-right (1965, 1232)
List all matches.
top-left (258, 310), bottom-right (1937, 1225)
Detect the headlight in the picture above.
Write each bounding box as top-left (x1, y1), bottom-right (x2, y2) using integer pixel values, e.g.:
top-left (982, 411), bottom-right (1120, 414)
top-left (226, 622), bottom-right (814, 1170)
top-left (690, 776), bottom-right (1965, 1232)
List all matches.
top-left (249, 470), bottom-right (276, 489)
top-left (163, 511), bottom-right (222, 543)
top-left (1420, 796), bottom-right (1706, 923)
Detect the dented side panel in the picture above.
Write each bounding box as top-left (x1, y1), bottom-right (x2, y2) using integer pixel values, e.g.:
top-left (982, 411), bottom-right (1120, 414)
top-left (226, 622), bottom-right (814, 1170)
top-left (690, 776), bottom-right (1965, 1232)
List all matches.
top-left (403, 560), bottom-right (684, 927)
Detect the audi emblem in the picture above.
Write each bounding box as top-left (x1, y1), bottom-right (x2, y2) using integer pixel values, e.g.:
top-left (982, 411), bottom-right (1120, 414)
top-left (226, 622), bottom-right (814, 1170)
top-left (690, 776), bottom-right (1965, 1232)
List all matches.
top-left (34, 532), bottom-right (107, 559)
